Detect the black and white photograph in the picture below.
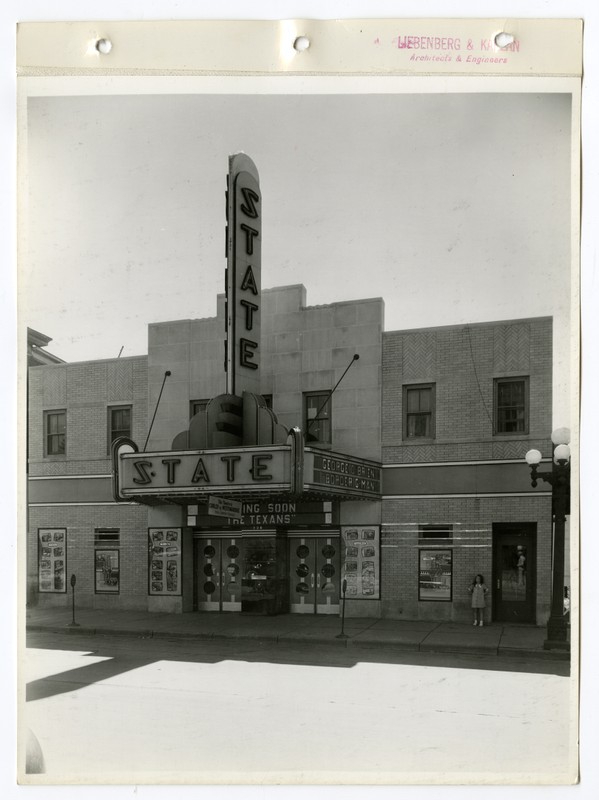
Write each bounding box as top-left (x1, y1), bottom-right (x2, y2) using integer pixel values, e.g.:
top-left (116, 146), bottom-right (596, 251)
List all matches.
top-left (11, 11), bottom-right (595, 792)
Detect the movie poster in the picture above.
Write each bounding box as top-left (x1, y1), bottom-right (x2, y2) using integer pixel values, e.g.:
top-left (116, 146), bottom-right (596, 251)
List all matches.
top-left (95, 549), bottom-right (120, 594)
top-left (341, 525), bottom-right (380, 599)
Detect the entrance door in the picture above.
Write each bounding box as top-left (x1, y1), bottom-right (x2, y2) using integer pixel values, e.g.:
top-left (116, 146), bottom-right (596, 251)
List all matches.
top-left (194, 536), bottom-right (242, 611)
top-left (492, 523), bottom-right (536, 623)
top-left (289, 536), bottom-right (340, 614)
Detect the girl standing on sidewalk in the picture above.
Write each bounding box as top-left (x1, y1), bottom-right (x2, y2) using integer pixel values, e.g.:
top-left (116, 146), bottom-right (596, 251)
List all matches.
top-left (469, 574), bottom-right (489, 626)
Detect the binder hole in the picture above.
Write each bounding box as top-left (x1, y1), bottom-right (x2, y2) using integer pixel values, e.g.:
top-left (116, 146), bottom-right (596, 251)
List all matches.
top-left (494, 32), bottom-right (515, 49)
top-left (96, 38), bottom-right (113, 54)
top-left (293, 36), bottom-right (310, 52)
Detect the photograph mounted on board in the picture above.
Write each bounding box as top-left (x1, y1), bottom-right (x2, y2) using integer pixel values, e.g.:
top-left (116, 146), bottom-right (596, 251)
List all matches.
top-left (18, 18), bottom-right (581, 787)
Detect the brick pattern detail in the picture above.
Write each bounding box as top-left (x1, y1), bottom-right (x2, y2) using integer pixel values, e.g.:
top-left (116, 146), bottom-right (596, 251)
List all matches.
top-left (493, 324), bottom-right (530, 373)
top-left (107, 360), bottom-right (134, 401)
top-left (42, 366), bottom-right (67, 406)
top-left (384, 438), bottom-right (552, 465)
top-left (402, 332), bottom-right (436, 379)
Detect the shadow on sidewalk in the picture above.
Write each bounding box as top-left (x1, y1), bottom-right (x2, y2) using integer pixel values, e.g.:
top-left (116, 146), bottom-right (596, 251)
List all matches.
top-left (26, 628), bottom-right (570, 703)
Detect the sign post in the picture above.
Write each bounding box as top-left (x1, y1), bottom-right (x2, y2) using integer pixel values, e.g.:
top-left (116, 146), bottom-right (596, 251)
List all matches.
top-left (336, 578), bottom-right (348, 640)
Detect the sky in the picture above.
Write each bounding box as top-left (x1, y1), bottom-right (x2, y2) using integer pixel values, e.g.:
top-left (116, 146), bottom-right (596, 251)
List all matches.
top-left (21, 88), bottom-right (573, 421)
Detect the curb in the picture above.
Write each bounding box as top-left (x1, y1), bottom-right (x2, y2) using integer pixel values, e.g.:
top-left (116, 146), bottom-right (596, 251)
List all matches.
top-left (211, 631), bottom-right (280, 643)
top-left (150, 630), bottom-right (216, 641)
top-left (277, 634), bottom-right (348, 646)
top-left (26, 623), bottom-right (570, 661)
top-left (419, 642), bottom-right (498, 655)
top-left (497, 646), bottom-right (570, 661)
top-left (348, 639), bottom-right (419, 651)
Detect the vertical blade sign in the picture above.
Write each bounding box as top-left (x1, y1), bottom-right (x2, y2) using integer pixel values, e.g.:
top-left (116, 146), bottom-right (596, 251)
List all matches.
top-left (225, 154), bottom-right (261, 396)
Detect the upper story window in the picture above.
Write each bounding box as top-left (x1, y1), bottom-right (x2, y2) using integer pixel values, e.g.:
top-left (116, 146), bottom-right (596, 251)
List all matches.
top-left (403, 384), bottom-right (435, 440)
top-left (304, 392), bottom-right (331, 445)
top-left (190, 399), bottom-right (209, 419)
top-left (494, 377), bottom-right (529, 434)
top-left (44, 410), bottom-right (66, 456)
top-left (108, 405), bottom-right (132, 451)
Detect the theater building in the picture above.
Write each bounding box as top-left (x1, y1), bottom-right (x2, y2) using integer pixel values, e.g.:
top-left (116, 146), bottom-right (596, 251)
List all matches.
top-left (26, 297), bottom-right (554, 624)
top-left (26, 155), bottom-right (555, 625)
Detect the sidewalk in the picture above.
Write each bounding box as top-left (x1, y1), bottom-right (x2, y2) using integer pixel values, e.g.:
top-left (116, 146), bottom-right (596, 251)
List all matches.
top-left (25, 606), bottom-right (570, 660)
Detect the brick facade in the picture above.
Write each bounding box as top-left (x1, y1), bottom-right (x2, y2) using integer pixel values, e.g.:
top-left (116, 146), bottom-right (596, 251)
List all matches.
top-left (381, 496), bottom-right (552, 623)
top-left (27, 290), bottom-right (555, 624)
top-left (382, 318), bottom-right (552, 462)
top-left (28, 504), bottom-right (148, 609)
top-left (147, 285), bottom-right (383, 461)
top-left (381, 317), bottom-right (553, 623)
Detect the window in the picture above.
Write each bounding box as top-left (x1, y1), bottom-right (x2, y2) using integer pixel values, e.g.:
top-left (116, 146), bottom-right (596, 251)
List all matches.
top-left (108, 405), bottom-right (132, 451)
top-left (262, 394), bottom-right (273, 409)
top-left (403, 384), bottom-right (435, 439)
top-left (190, 399), bottom-right (209, 419)
top-left (494, 377), bottom-right (529, 434)
top-left (418, 549), bottom-right (452, 602)
top-left (38, 528), bottom-right (67, 592)
top-left (94, 529), bottom-right (120, 594)
top-left (304, 392), bottom-right (331, 445)
top-left (44, 410), bottom-right (66, 456)
top-left (418, 525), bottom-right (453, 545)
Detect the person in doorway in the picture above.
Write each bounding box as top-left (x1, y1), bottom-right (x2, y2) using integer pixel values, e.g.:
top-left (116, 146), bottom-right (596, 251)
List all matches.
top-left (469, 573), bottom-right (489, 626)
top-left (516, 546), bottom-right (526, 587)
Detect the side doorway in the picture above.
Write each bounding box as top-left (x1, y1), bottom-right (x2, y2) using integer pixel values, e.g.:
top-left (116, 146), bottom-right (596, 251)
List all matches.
top-left (492, 523), bottom-right (536, 623)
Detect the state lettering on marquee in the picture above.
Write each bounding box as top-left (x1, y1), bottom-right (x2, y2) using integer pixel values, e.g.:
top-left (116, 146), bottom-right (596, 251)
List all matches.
top-left (118, 446), bottom-right (292, 498)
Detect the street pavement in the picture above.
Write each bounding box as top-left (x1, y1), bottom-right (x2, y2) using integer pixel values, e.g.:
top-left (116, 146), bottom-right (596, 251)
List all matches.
top-left (25, 605), bottom-right (570, 660)
top-left (22, 629), bottom-right (576, 783)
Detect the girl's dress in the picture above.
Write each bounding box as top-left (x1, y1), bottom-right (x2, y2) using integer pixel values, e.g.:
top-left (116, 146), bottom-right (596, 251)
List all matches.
top-left (471, 583), bottom-right (487, 608)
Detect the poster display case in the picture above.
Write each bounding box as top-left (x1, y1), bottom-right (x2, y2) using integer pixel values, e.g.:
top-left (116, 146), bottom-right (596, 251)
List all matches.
top-left (148, 528), bottom-right (182, 595)
top-left (418, 549), bottom-right (453, 601)
top-left (38, 528), bottom-right (67, 593)
top-left (95, 549), bottom-right (120, 593)
top-left (341, 526), bottom-right (380, 599)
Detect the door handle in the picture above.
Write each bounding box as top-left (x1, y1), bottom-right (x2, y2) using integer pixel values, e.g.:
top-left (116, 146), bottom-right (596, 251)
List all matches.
top-left (317, 574), bottom-right (321, 588)
top-left (310, 573), bottom-right (315, 588)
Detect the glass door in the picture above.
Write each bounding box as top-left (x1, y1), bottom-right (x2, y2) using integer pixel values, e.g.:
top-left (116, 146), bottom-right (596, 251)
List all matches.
top-left (195, 536), bottom-right (242, 611)
top-left (289, 536), bottom-right (340, 614)
top-left (492, 524), bottom-right (536, 623)
top-left (316, 539), bottom-right (340, 614)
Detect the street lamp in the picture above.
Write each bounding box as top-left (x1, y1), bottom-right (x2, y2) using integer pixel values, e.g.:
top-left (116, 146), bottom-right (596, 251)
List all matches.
top-left (525, 428), bottom-right (571, 651)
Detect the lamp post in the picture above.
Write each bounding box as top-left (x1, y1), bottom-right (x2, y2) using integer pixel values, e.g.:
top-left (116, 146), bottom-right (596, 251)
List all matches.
top-left (525, 427), bottom-right (571, 651)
